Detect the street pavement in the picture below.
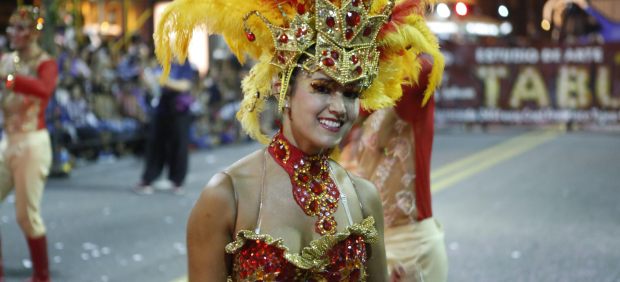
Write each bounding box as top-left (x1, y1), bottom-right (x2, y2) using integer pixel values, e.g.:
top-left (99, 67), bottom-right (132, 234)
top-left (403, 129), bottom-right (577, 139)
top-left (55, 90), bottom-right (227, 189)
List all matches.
top-left (0, 126), bottom-right (618, 282)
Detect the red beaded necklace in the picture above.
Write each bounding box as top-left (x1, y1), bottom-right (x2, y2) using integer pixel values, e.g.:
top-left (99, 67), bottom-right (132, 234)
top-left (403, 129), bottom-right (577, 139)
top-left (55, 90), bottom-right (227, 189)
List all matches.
top-left (268, 131), bottom-right (341, 235)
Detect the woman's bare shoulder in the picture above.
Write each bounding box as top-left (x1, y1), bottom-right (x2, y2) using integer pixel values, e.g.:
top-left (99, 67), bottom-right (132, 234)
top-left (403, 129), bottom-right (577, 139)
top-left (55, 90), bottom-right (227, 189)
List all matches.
top-left (224, 148), bottom-right (265, 178)
top-left (193, 172), bottom-right (236, 220)
top-left (197, 148), bottom-right (264, 205)
top-left (349, 174), bottom-right (383, 217)
top-left (192, 149), bottom-right (266, 229)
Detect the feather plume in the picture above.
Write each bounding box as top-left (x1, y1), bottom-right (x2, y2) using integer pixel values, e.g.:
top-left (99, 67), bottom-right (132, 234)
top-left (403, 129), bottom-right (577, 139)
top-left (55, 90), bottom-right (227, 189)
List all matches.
top-left (378, 12), bottom-right (443, 106)
top-left (237, 55), bottom-right (279, 144)
top-left (378, 0), bottom-right (423, 36)
top-left (154, 0), bottom-right (287, 81)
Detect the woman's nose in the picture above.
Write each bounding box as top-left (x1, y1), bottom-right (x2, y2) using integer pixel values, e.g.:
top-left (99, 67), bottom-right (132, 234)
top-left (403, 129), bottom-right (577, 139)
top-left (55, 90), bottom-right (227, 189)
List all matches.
top-left (327, 93), bottom-right (346, 117)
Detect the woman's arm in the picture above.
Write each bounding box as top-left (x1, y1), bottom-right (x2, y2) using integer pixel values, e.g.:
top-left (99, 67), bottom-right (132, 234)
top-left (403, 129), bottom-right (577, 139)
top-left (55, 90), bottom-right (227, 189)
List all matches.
top-left (162, 77), bottom-right (192, 92)
top-left (352, 177), bottom-right (388, 282)
top-left (187, 172), bottom-right (237, 281)
top-left (12, 60), bottom-right (58, 99)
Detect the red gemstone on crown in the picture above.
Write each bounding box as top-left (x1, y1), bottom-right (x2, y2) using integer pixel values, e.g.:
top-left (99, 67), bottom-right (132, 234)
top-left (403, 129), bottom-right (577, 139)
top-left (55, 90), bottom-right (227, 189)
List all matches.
top-left (322, 50), bottom-right (329, 56)
top-left (363, 26), bottom-right (372, 37)
top-left (322, 57), bottom-right (335, 67)
top-left (246, 32), bottom-right (256, 42)
top-left (352, 0), bottom-right (361, 7)
top-left (351, 54), bottom-right (359, 64)
top-left (355, 66), bottom-right (363, 75)
top-left (346, 11), bottom-right (361, 27)
top-left (279, 33), bottom-right (289, 43)
top-left (331, 50), bottom-right (339, 60)
top-left (295, 27), bottom-right (304, 38)
top-left (277, 53), bottom-right (287, 64)
top-left (326, 17), bottom-right (336, 28)
top-left (345, 28), bottom-right (354, 40)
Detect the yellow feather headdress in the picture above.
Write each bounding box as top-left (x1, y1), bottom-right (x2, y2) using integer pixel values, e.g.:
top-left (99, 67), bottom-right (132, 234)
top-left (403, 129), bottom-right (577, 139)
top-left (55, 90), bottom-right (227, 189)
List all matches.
top-left (155, 0), bottom-right (443, 143)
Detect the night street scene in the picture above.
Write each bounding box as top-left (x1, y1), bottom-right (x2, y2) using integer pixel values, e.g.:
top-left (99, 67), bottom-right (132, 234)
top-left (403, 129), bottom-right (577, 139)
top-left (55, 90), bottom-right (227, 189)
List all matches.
top-left (0, 0), bottom-right (619, 282)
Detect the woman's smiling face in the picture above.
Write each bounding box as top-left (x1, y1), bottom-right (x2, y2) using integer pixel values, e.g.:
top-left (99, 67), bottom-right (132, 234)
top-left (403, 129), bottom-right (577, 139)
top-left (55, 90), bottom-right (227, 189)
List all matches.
top-left (283, 70), bottom-right (361, 154)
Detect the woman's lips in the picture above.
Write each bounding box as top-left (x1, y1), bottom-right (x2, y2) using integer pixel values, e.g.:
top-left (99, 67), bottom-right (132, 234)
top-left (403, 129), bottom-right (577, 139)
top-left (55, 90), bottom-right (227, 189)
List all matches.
top-left (318, 117), bottom-right (343, 132)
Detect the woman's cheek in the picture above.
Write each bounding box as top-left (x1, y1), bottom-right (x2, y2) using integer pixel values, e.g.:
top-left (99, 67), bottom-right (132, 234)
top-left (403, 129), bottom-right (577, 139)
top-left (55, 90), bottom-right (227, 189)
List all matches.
top-left (347, 100), bottom-right (360, 121)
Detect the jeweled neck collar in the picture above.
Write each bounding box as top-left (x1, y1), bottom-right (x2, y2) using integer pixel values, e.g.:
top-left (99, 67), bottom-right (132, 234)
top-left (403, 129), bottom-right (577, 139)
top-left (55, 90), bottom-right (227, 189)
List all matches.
top-left (268, 131), bottom-right (340, 235)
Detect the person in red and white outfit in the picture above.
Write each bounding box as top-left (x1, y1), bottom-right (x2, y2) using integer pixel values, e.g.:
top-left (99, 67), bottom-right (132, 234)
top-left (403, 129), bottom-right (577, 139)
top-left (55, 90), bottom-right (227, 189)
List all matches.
top-left (340, 54), bottom-right (448, 282)
top-left (0, 6), bottom-right (58, 282)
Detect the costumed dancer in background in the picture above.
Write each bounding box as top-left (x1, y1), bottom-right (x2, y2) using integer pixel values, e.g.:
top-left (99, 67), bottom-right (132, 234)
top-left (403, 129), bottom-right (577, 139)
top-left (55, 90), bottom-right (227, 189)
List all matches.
top-left (154, 0), bottom-right (444, 280)
top-left (0, 6), bottom-right (58, 282)
top-left (340, 53), bottom-right (446, 281)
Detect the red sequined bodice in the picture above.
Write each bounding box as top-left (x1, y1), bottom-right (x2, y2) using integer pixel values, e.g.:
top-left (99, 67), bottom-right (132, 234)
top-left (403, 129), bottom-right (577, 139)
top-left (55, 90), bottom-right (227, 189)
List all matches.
top-left (226, 217), bottom-right (377, 282)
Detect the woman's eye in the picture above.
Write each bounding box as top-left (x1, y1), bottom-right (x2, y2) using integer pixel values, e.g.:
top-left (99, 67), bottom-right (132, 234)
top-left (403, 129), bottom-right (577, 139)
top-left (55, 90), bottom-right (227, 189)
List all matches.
top-left (311, 83), bottom-right (330, 94)
top-left (344, 91), bottom-right (360, 99)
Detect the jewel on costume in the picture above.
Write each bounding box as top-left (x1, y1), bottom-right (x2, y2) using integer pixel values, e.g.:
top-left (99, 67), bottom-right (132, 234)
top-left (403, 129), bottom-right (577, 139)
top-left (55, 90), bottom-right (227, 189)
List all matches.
top-left (346, 11), bottom-right (361, 27)
top-left (246, 32), bottom-right (256, 41)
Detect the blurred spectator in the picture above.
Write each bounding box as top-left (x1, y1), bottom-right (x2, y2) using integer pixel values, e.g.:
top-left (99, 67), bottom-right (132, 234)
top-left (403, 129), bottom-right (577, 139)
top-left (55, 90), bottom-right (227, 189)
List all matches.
top-left (135, 60), bottom-right (197, 195)
top-left (64, 81), bottom-right (103, 159)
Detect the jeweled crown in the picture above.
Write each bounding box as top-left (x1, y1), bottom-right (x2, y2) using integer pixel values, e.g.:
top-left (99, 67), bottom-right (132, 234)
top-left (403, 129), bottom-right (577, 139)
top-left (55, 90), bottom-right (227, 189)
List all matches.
top-left (244, 0), bottom-right (394, 96)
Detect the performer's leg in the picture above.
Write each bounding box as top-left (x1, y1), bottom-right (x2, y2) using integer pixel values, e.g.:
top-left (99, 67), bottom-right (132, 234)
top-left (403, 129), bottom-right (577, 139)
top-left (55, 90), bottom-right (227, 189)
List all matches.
top-left (168, 113), bottom-right (191, 189)
top-left (385, 218), bottom-right (448, 282)
top-left (140, 116), bottom-right (167, 186)
top-left (13, 132), bottom-right (52, 281)
top-left (0, 138), bottom-right (14, 201)
top-left (0, 139), bottom-right (15, 281)
top-left (421, 219), bottom-right (448, 282)
top-left (25, 236), bottom-right (50, 282)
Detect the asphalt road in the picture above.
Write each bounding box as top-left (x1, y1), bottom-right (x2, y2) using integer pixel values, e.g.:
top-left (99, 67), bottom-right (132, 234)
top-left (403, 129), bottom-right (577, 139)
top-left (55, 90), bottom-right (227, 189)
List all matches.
top-left (1, 126), bottom-right (618, 282)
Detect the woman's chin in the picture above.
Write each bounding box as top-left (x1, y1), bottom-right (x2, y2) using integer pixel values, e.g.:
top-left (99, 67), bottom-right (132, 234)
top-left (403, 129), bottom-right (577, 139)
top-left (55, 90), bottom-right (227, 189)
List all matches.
top-left (316, 136), bottom-right (342, 150)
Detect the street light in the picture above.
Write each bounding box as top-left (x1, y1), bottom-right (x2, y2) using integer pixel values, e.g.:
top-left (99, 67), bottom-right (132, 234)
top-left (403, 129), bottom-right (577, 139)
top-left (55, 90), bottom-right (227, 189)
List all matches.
top-left (437, 3), bottom-right (451, 19)
top-left (455, 2), bottom-right (468, 16)
top-left (498, 5), bottom-right (509, 18)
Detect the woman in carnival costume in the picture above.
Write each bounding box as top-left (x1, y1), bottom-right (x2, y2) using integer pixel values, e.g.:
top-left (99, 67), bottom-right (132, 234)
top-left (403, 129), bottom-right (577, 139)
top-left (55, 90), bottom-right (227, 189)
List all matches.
top-left (0, 6), bottom-right (57, 282)
top-left (155, 0), bottom-right (443, 280)
top-left (340, 53), bottom-right (447, 282)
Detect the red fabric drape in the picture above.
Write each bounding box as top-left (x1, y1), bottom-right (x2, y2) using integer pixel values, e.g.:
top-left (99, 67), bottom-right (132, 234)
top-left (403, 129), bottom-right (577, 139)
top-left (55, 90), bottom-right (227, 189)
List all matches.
top-left (394, 55), bottom-right (434, 220)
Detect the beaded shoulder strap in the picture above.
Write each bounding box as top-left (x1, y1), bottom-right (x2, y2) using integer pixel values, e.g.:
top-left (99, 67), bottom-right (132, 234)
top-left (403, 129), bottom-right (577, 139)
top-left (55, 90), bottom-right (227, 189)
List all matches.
top-left (332, 161), bottom-right (367, 219)
top-left (255, 148), bottom-right (269, 233)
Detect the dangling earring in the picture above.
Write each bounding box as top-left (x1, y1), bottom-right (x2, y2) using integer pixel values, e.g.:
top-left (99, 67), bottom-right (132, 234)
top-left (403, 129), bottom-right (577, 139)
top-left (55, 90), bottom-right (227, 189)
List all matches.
top-left (283, 100), bottom-right (292, 121)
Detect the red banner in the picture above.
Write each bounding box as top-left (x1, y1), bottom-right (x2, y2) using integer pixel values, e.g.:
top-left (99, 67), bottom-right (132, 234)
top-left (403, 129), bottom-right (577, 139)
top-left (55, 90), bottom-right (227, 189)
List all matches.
top-left (436, 42), bottom-right (620, 124)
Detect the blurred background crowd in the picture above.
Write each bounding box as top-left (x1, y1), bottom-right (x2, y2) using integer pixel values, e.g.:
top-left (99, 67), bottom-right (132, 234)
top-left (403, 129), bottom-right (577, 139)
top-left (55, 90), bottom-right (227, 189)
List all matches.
top-left (0, 8), bottom-right (258, 175)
